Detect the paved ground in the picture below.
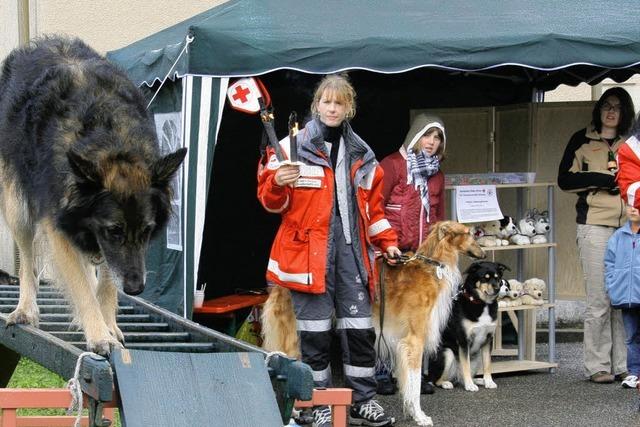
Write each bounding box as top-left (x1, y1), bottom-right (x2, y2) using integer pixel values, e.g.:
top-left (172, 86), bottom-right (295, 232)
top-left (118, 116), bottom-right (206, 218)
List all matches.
top-left (374, 342), bottom-right (640, 427)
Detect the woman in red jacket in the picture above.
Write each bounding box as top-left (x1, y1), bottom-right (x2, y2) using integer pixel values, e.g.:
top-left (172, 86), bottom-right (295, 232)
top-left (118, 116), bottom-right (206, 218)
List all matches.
top-left (380, 114), bottom-right (446, 252)
top-left (258, 74), bottom-right (399, 427)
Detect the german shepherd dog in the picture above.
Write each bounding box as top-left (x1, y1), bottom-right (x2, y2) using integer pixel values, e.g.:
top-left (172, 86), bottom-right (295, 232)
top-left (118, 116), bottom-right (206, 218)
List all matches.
top-left (0, 37), bottom-right (186, 355)
top-left (426, 261), bottom-right (508, 393)
top-left (262, 221), bottom-right (485, 426)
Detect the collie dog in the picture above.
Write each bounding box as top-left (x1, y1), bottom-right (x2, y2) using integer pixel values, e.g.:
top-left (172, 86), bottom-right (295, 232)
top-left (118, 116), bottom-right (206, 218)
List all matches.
top-left (262, 221), bottom-right (485, 426)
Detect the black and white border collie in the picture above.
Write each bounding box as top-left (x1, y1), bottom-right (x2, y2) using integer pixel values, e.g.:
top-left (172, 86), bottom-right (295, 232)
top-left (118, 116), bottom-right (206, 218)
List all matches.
top-left (426, 261), bottom-right (509, 391)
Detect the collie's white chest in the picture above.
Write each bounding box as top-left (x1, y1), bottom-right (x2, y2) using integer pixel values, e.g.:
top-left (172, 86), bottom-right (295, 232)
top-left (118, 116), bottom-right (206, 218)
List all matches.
top-left (462, 306), bottom-right (496, 354)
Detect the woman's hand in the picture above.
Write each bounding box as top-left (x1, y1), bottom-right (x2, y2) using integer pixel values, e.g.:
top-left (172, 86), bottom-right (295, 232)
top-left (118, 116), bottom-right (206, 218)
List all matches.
top-left (274, 164), bottom-right (300, 186)
top-left (383, 246), bottom-right (402, 265)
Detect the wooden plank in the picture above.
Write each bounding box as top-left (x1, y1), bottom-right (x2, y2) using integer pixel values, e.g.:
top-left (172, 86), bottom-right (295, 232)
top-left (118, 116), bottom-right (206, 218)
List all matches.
top-left (194, 294), bottom-right (268, 314)
top-left (491, 348), bottom-right (518, 357)
top-left (446, 181), bottom-right (555, 190)
top-left (498, 302), bottom-right (553, 312)
top-left (483, 360), bottom-right (557, 374)
top-left (480, 243), bottom-right (556, 252)
top-left (113, 349), bottom-right (282, 427)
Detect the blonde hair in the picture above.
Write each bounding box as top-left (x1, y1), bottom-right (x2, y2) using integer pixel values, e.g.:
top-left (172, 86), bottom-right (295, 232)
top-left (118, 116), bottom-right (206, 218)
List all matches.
top-left (310, 74), bottom-right (356, 121)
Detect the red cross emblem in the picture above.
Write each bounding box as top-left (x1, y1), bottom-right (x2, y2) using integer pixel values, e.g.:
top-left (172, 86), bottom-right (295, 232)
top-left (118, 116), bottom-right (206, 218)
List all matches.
top-left (231, 85), bottom-right (251, 103)
top-left (226, 77), bottom-right (270, 114)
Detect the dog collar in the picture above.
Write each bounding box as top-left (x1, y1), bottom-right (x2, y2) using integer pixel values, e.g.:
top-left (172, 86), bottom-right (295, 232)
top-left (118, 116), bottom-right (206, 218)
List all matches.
top-left (462, 291), bottom-right (485, 304)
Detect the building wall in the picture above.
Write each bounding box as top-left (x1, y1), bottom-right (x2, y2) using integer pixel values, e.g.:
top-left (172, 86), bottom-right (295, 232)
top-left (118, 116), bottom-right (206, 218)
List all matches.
top-left (546, 76), bottom-right (640, 109)
top-left (1, 0), bottom-right (226, 59)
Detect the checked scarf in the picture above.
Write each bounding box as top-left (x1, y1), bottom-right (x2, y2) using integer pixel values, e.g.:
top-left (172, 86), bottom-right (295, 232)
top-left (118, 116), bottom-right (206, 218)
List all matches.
top-left (406, 149), bottom-right (440, 222)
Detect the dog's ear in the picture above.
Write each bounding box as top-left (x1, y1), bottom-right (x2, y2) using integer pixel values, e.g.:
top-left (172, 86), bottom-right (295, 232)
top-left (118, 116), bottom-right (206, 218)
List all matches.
top-left (464, 261), bottom-right (482, 275)
top-left (495, 262), bottom-right (511, 275)
top-left (438, 222), bottom-right (456, 240)
top-left (67, 149), bottom-right (101, 185)
top-left (152, 147), bottom-right (188, 187)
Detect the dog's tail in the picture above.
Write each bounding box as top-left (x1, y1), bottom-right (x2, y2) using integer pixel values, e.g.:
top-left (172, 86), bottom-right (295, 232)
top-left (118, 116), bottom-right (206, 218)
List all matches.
top-left (261, 286), bottom-right (300, 359)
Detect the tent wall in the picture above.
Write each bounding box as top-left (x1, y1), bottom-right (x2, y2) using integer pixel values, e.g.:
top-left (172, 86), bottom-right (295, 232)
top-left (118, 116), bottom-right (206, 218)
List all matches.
top-left (141, 80), bottom-right (185, 314)
top-left (140, 76), bottom-right (227, 316)
top-left (529, 102), bottom-right (594, 300)
top-left (416, 102), bottom-right (593, 300)
top-left (181, 75), bottom-right (228, 317)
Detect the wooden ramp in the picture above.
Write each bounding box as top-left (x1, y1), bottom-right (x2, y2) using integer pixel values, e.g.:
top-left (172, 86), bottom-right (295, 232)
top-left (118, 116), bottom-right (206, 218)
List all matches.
top-left (0, 282), bottom-right (313, 427)
top-left (113, 349), bottom-right (283, 427)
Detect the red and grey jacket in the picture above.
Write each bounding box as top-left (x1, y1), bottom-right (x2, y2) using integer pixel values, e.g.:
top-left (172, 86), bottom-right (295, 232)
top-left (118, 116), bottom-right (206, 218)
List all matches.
top-left (257, 119), bottom-right (398, 297)
top-left (380, 150), bottom-right (444, 251)
top-left (617, 135), bottom-right (640, 209)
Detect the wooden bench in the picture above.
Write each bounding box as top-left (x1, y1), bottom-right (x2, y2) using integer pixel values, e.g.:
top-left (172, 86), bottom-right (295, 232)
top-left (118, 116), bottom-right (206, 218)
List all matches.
top-left (193, 293), bottom-right (269, 335)
top-left (193, 294), bottom-right (268, 315)
top-left (0, 388), bottom-right (117, 427)
top-left (295, 388), bottom-right (353, 427)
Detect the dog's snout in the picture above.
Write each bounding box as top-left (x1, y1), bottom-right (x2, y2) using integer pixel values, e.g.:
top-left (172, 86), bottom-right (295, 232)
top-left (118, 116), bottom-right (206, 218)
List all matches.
top-left (123, 272), bottom-right (145, 295)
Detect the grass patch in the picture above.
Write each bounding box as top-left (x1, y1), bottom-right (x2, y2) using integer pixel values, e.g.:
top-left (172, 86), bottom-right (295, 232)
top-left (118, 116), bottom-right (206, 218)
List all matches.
top-left (6, 357), bottom-right (120, 426)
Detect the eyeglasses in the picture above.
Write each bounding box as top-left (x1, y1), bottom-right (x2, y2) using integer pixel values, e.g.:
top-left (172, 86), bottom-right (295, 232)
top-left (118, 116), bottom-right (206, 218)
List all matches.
top-left (601, 102), bottom-right (621, 113)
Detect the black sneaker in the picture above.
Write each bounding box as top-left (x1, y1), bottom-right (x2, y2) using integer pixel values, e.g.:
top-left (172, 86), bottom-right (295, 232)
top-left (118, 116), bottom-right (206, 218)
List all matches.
top-left (349, 399), bottom-right (395, 426)
top-left (312, 405), bottom-right (332, 427)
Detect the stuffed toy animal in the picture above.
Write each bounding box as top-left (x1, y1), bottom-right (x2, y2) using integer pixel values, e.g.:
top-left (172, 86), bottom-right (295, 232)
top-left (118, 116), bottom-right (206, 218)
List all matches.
top-left (497, 216), bottom-right (517, 245)
top-left (498, 279), bottom-right (523, 307)
top-left (531, 210), bottom-right (551, 244)
top-left (509, 215), bottom-right (536, 245)
top-left (520, 278), bottom-right (546, 305)
top-left (474, 220), bottom-right (507, 247)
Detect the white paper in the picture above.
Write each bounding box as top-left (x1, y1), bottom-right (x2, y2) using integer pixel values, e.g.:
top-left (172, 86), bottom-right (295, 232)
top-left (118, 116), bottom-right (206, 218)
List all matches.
top-left (455, 185), bottom-right (503, 223)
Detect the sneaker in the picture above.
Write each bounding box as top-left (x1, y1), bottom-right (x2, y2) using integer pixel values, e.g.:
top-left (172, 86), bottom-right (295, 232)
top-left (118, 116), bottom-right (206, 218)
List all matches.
top-left (312, 405), bottom-right (332, 427)
top-left (421, 375), bottom-right (435, 395)
top-left (615, 371), bottom-right (629, 381)
top-left (621, 374), bottom-right (639, 389)
top-left (589, 371), bottom-right (614, 384)
top-left (349, 399), bottom-right (395, 426)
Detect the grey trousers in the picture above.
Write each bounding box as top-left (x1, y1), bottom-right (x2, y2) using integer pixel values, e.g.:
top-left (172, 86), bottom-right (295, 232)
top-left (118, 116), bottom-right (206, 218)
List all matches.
top-left (576, 224), bottom-right (627, 377)
top-left (291, 222), bottom-right (377, 403)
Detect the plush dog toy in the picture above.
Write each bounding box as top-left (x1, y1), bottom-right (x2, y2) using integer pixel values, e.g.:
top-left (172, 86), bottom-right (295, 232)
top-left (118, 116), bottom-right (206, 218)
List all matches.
top-left (531, 210), bottom-right (551, 244)
top-left (520, 278), bottom-right (546, 305)
top-left (474, 220), bottom-right (507, 246)
top-left (498, 279), bottom-right (523, 307)
top-left (497, 216), bottom-right (517, 245)
top-left (509, 215), bottom-right (536, 245)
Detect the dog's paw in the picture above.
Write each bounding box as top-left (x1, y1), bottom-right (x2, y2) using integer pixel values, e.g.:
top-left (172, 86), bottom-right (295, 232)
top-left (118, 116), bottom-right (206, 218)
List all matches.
top-left (473, 378), bottom-right (484, 386)
top-left (484, 378), bottom-right (497, 389)
top-left (86, 336), bottom-right (124, 356)
top-left (464, 382), bottom-right (479, 392)
top-left (7, 305), bottom-right (40, 328)
top-left (413, 412), bottom-right (433, 426)
top-left (439, 381), bottom-right (454, 389)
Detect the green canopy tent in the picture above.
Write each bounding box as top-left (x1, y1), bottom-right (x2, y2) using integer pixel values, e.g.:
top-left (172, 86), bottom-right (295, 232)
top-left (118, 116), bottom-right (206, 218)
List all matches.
top-left (107, 0), bottom-right (640, 318)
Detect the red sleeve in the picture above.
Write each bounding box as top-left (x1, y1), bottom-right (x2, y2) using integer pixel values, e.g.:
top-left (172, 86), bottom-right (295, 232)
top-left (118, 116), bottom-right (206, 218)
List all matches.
top-left (256, 147), bottom-right (292, 214)
top-left (379, 154), bottom-right (397, 203)
top-left (435, 172), bottom-right (446, 221)
top-left (367, 165), bottom-right (398, 251)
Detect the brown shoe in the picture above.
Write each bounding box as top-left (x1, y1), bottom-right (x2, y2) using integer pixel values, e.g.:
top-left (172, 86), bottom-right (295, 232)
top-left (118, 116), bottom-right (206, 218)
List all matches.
top-left (590, 371), bottom-right (615, 383)
top-left (615, 372), bottom-right (629, 381)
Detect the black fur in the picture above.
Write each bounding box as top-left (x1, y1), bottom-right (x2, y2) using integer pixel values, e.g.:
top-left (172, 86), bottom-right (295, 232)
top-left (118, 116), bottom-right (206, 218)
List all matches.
top-left (0, 36), bottom-right (186, 295)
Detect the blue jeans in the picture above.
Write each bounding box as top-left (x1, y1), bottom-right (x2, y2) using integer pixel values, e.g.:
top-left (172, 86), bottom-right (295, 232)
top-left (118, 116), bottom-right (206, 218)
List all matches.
top-left (621, 308), bottom-right (640, 376)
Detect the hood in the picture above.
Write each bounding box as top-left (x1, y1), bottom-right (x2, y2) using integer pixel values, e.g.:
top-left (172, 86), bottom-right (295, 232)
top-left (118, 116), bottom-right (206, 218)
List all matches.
top-left (402, 113), bottom-right (446, 154)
